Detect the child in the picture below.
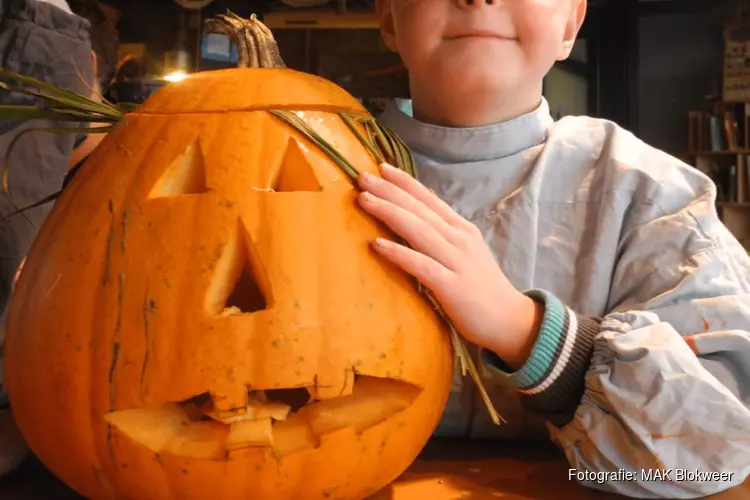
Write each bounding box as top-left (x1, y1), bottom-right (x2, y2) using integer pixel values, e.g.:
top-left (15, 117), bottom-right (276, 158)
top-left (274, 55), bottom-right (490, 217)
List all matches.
top-left (0, 0), bottom-right (117, 478)
top-left (359, 1), bottom-right (750, 498)
top-left (0, 0), bottom-right (92, 477)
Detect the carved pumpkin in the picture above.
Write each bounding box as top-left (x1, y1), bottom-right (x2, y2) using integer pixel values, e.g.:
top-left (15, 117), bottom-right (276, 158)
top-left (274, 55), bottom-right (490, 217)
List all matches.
top-left (3, 14), bottom-right (453, 500)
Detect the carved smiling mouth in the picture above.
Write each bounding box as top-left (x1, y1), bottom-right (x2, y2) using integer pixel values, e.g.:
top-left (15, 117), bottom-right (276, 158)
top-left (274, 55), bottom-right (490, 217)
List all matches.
top-left (105, 375), bottom-right (421, 460)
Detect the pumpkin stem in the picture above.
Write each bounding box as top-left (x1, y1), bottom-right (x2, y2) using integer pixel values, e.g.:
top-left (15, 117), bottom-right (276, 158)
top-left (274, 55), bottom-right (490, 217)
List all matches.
top-left (204, 12), bottom-right (286, 69)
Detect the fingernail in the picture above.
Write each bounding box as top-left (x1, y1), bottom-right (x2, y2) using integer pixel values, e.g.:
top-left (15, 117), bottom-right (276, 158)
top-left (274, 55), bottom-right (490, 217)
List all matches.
top-left (360, 171), bottom-right (379, 184)
top-left (379, 163), bottom-right (395, 173)
top-left (373, 237), bottom-right (390, 248)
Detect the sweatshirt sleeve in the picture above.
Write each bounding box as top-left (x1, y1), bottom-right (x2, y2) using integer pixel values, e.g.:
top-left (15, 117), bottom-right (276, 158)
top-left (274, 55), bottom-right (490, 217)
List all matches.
top-left (483, 177), bottom-right (750, 498)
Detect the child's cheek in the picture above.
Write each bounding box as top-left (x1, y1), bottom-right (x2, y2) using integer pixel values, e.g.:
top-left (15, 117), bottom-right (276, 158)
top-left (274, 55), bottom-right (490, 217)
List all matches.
top-left (511, 1), bottom-right (572, 64)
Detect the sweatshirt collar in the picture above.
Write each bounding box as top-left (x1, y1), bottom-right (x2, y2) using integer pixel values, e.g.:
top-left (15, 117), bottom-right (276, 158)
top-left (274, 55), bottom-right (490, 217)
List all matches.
top-left (377, 98), bottom-right (553, 163)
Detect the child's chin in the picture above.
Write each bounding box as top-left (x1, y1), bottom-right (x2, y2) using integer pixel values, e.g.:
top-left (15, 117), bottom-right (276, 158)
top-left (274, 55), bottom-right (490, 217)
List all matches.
top-left (443, 68), bottom-right (518, 98)
top-left (436, 52), bottom-right (521, 95)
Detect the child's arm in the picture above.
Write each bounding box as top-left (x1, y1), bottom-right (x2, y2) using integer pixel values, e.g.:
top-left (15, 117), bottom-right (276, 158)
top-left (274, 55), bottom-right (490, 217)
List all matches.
top-left (359, 161), bottom-right (750, 499)
top-left (521, 195), bottom-right (750, 498)
top-left (484, 168), bottom-right (750, 498)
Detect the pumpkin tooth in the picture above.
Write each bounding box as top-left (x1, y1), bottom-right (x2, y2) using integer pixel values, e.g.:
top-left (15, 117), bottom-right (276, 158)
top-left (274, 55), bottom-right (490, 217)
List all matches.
top-left (208, 385), bottom-right (250, 415)
top-left (305, 376), bottom-right (420, 437)
top-left (204, 399), bottom-right (291, 424)
top-left (271, 413), bottom-right (318, 457)
top-left (268, 376), bottom-right (422, 458)
top-left (162, 421), bottom-right (228, 460)
top-left (308, 368), bottom-right (355, 400)
top-left (206, 405), bottom-right (248, 423)
top-left (226, 418), bottom-right (274, 450)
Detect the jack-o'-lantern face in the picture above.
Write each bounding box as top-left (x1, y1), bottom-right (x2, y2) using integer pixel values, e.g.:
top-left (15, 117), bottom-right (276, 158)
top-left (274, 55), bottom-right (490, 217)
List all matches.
top-left (4, 68), bottom-right (453, 500)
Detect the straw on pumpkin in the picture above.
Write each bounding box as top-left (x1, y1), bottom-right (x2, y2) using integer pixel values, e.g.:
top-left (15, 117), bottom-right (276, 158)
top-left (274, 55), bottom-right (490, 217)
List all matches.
top-left (0, 11), bottom-right (503, 426)
top-left (0, 67), bottom-right (125, 223)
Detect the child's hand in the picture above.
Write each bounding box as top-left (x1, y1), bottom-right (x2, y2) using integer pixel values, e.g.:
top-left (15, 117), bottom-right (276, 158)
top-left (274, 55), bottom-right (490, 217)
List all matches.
top-left (357, 163), bottom-right (543, 369)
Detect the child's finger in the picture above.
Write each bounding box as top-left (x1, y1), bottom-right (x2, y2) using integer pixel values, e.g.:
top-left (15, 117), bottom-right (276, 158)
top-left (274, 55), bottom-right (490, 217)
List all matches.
top-left (358, 171), bottom-right (456, 241)
top-left (358, 192), bottom-right (460, 270)
top-left (378, 163), bottom-right (468, 228)
top-left (371, 237), bottom-right (453, 291)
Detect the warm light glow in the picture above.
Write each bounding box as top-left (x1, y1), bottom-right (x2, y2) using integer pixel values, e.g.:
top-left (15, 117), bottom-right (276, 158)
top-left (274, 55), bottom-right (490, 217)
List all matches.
top-left (164, 71), bottom-right (189, 83)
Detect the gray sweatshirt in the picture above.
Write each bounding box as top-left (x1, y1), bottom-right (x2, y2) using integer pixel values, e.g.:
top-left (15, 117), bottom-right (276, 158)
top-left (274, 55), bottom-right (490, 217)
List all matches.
top-left (0, 0), bottom-right (93, 412)
top-left (378, 98), bottom-right (750, 499)
top-left (37, 0), bottom-right (72, 14)
top-left (0, 0), bottom-right (92, 478)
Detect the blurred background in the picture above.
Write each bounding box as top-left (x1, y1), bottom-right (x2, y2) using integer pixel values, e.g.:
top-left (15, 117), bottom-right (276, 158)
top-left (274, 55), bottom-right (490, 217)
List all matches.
top-left (101, 0), bottom-right (728, 157)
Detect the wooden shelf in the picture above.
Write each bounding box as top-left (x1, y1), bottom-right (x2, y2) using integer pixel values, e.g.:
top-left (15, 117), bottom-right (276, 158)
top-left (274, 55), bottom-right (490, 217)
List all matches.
top-left (686, 105), bottom-right (750, 247)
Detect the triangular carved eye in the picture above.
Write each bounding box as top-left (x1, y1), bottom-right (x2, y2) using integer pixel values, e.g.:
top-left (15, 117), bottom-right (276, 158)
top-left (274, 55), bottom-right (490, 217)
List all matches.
top-left (272, 138), bottom-right (322, 192)
top-left (205, 220), bottom-right (272, 316)
top-left (149, 142), bottom-right (208, 198)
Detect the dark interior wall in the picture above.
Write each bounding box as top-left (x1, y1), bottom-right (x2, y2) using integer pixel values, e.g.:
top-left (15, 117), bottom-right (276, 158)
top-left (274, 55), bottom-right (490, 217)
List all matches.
top-left (274, 29), bottom-right (388, 73)
top-left (107, 0), bottom-right (269, 74)
top-left (636, 9), bottom-right (725, 155)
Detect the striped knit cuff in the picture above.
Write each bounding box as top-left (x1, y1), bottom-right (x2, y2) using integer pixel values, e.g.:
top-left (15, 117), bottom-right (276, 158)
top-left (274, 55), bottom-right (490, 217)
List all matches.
top-left (482, 289), bottom-right (601, 420)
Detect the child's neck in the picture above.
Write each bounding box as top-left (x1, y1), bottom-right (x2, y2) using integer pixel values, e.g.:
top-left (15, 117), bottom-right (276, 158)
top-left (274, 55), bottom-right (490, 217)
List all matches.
top-left (409, 84), bottom-right (543, 128)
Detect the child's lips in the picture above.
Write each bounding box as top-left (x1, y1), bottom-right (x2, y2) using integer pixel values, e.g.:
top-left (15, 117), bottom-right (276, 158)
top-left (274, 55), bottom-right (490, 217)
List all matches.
top-left (446, 30), bottom-right (513, 40)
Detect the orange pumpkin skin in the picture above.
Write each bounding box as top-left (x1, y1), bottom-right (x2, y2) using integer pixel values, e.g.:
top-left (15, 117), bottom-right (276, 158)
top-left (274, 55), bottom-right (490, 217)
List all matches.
top-left (3, 69), bottom-right (453, 500)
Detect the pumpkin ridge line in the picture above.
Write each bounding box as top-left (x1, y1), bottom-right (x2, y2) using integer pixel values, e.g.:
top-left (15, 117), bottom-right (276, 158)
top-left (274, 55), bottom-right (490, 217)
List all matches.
top-left (141, 290), bottom-right (155, 397)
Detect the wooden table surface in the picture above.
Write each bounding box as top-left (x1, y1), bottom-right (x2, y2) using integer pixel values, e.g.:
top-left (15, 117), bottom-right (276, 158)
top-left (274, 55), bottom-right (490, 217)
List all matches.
top-left (1, 438), bottom-right (747, 499)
